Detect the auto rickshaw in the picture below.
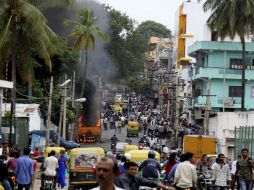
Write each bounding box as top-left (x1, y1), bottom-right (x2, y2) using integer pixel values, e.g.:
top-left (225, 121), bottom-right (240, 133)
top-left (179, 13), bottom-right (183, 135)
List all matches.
top-left (68, 147), bottom-right (105, 190)
top-left (43, 147), bottom-right (65, 158)
top-left (127, 149), bottom-right (160, 165)
top-left (127, 121), bottom-right (139, 137)
top-left (124, 145), bottom-right (139, 154)
top-left (113, 105), bottom-right (123, 113)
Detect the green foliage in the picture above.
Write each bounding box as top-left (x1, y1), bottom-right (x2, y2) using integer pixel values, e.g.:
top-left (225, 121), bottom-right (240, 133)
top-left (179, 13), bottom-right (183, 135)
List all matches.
top-left (135, 20), bottom-right (172, 40)
top-left (126, 76), bottom-right (150, 95)
top-left (106, 7), bottom-right (172, 81)
top-left (64, 8), bottom-right (109, 51)
top-left (199, 0), bottom-right (254, 39)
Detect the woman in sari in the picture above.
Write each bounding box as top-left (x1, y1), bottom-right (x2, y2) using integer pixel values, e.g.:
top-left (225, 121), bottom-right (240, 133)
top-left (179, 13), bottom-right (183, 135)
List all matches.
top-left (58, 150), bottom-right (68, 188)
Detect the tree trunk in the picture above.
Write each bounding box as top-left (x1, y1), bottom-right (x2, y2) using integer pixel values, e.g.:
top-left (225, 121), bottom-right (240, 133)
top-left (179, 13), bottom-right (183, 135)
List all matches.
top-left (10, 46), bottom-right (17, 145)
top-left (241, 36), bottom-right (246, 111)
top-left (81, 47), bottom-right (88, 98)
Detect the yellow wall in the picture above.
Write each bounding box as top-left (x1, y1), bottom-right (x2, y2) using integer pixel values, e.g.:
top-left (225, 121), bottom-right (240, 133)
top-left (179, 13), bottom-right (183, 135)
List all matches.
top-left (176, 5), bottom-right (187, 69)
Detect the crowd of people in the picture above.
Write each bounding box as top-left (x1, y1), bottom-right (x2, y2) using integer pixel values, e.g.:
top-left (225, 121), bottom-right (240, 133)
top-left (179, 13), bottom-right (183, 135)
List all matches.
top-left (0, 142), bottom-right (69, 190)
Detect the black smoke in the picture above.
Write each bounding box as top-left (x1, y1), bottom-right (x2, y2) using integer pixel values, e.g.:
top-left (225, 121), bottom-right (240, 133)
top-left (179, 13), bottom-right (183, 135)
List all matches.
top-left (43, 0), bottom-right (115, 125)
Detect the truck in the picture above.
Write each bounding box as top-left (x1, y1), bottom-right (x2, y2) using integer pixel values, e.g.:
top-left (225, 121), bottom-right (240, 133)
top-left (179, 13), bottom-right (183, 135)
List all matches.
top-left (183, 135), bottom-right (217, 160)
top-left (76, 81), bottom-right (101, 143)
top-left (76, 114), bottom-right (101, 143)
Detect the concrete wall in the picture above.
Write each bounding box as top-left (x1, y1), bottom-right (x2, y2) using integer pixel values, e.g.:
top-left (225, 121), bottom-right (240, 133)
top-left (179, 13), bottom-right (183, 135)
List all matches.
top-left (209, 112), bottom-right (254, 160)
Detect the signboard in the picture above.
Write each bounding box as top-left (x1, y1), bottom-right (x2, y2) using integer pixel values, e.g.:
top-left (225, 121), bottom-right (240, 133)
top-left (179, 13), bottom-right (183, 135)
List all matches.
top-left (224, 100), bottom-right (234, 106)
top-left (251, 87), bottom-right (254, 98)
top-left (0, 80), bottom-right (13, 89)
top-left (75, 150), bottom-right (101, 168)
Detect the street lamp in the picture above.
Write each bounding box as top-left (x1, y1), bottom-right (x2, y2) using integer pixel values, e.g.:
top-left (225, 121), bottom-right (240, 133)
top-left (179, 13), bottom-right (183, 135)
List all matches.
top-left (60, 76), bottom-right (71, 141)
top-left (75, 98), bottom-right (86, 103)
top-left (60, 79), bottom-right (71, 87)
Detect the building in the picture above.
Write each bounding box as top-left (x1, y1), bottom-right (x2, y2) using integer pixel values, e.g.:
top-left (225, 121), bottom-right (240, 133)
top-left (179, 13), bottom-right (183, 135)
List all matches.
top-left (189, 41), bottom-right (254, 112)
top-left (147, 36), bottom-right (173, 106)
top-left (173, 1), bottom-right (253, 123)
top-left (171, 1), bottom-right (254, 156)
top-left (2, 103), bottom-right (43, 131)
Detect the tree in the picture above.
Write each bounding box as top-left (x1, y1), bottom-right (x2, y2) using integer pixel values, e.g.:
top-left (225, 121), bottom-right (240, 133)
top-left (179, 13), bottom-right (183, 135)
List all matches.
top-left (198, 0), bottom-right (254, 111)
top-left (135, 20), bottom-right (172, 40)
top-left (64, 8), bottom-right (108, 98)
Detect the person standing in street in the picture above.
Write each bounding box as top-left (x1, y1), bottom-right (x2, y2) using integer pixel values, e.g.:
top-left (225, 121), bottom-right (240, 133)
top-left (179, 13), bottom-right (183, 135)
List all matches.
top-left (57, 150), bottom-right (68, 189)
top-left (0, 155), bottom-right (12, 190)
top-left (16, 148), bottom-right (34, 190)
top-left (235, 148), bottom-right (254, 190)
top-left (90, 157), bottom-right (124, 190)
top-left (231, 155), bottom-right (241, 190)
top-left (174, 152), bottom-right (197, 190)
top-left (212, 154), bottom-right (231, 190)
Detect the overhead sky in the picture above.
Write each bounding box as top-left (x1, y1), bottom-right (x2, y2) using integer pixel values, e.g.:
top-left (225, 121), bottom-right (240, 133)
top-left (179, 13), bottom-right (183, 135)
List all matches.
top-left (96, 0), bottom-right (185, 31)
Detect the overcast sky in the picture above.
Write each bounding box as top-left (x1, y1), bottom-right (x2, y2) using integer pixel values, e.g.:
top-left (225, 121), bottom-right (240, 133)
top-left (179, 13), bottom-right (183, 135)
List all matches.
top-left (96, 0), bottom-right (185, 31)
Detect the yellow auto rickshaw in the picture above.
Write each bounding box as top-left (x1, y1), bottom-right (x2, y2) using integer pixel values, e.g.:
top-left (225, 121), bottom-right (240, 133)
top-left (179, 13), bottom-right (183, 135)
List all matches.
top-left (124, 145), bottom-right (139, 154)
top-left (68, 147), bottom-right (105, 190)
top-left (113, 105), bottom-right (123, 113)
top-left (43, 147), bottom-right (65, 158)
top-left (127, 121), bottom-right (139, 137)
top-left (127, 149), bottom-right (160, 165)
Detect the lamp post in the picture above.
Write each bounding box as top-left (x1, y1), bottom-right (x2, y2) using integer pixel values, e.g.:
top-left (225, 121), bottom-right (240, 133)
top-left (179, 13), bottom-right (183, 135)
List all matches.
top-left (46, 76), bottom-right (53, 148)
top-left (60, 75), bottom-right (71, 140)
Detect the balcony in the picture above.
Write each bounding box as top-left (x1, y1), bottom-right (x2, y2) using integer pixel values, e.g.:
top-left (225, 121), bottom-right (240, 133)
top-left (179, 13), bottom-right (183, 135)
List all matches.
top-left (188, 41), bottom-right (254, 56)
top-left (193, 67), bottom-right (254, 80)
top-left (194, 96), bottom-right (241, 109)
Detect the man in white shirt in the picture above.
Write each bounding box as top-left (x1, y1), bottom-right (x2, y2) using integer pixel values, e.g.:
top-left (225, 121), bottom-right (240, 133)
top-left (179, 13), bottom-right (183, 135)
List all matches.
top-left (91, 157), bottom-right (124, 190)
top-left (44, 150), bottom-right (58, 176)
top-left (41, 150), bottom-right (58, 188)
top-left (174, 152), bottom-right (197, 189)
top-left (212, 154), bottom-right (231, 190)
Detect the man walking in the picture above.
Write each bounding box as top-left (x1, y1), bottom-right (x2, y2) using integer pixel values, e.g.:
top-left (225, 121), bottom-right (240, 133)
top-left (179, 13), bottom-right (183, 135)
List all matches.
top-left (16, 148), bottom-right (34, 190)
top-left (91, 157), bottom-right (124, 190)
top-left (235, 148), bottom-right (253, 190)
top-left (212, 154), bottom-right (231, 190)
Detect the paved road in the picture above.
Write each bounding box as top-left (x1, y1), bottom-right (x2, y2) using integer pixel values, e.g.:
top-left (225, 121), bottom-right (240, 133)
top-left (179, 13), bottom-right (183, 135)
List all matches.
top-left (81, 125), bottom-right (141, 151)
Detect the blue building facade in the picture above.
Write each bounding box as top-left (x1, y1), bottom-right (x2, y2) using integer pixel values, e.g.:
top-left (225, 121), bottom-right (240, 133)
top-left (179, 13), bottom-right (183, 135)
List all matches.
top-left (188, 41), bottom-right (254, 112)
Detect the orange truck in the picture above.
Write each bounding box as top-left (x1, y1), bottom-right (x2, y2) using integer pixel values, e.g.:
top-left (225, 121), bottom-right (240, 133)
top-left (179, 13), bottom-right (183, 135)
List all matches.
top-left (183, 135), bottom-right (217, 160)
top-left (76, 113), bottom-right (101, 143)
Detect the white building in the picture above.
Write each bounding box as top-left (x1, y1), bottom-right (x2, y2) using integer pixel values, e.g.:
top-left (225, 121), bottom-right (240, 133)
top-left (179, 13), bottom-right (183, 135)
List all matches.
top-left (2, 103), bottom-right (43, 131)
top-left (209, 112), bottom-right (254, 160)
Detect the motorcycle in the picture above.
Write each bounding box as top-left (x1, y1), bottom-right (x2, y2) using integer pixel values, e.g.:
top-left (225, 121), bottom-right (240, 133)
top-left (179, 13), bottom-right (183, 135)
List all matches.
top-left (41, 175), bottom-right (56, 190)
top-left (198, 170), bottom-right (214, 190)
top-left (111, 141), bottom-right (116, 150)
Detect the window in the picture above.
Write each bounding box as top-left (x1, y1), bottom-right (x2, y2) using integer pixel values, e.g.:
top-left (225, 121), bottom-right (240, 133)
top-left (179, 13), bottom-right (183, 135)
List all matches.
top-left (211, 31), bottom-right (218, 41)
top-left (230, 59), bottom-right (242, 69)
top-left (229, 86), bottom-right (242, 97)
top-left (249, 60), bottom-right (254, 70)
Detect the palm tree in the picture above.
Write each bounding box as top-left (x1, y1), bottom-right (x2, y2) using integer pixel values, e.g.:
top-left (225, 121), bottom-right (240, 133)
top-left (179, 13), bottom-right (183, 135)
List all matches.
top-left (0, 0), bottom-right (72, 99)
top-left (64, 8), bottom-right (108, 98)
top-left (0, 0), bottom-right (62, 143)
top-left (198, 0), bottom-right (254, 111)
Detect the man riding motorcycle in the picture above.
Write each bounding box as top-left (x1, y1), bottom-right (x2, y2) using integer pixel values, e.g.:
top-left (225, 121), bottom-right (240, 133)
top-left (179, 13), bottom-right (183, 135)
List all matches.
top-left (138, 150), bottom-right (162, 181)
top-left (41, 150), bottom-right (59, 189)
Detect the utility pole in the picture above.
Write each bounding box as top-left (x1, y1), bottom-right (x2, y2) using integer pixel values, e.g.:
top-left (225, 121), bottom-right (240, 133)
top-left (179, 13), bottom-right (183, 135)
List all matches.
top-left (57, 96), bottom-right (63, 146)
top-left (62, 74), bottom-right (67, 140)
top-left (175, 76), bottom-right (180, 148)
top-left (46, 76), bottom-right (53, 148)
top-left (72, 71), bottom-right (75, 107)
top-left (204, 80), bottom-right (211, 135)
